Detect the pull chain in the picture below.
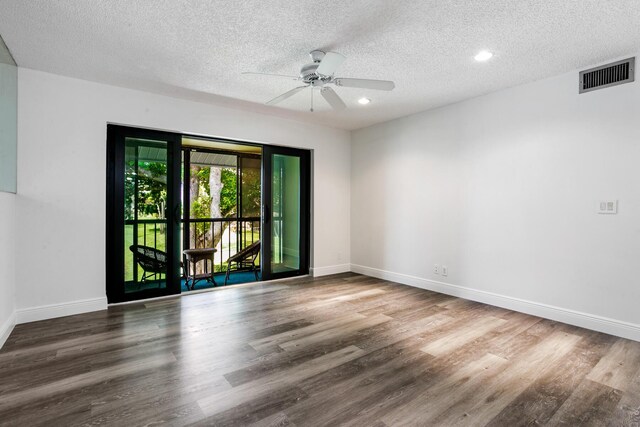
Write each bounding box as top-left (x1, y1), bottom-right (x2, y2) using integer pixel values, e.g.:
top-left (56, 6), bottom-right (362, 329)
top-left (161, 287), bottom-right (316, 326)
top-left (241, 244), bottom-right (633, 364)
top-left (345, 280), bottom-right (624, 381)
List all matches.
top-left (310, 87), bottom-right (314, 112)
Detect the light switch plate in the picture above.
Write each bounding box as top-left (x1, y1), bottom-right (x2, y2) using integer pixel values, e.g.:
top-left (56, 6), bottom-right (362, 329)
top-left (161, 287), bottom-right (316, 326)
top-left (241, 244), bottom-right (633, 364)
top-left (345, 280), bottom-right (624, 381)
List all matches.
top-left (597, 200), bottom-right (618, 214)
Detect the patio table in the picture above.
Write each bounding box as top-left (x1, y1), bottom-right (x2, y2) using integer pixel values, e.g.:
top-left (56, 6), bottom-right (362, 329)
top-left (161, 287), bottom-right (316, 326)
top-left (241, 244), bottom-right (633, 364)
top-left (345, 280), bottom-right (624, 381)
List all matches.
top-left (183, 248), bottom-right (218, 290)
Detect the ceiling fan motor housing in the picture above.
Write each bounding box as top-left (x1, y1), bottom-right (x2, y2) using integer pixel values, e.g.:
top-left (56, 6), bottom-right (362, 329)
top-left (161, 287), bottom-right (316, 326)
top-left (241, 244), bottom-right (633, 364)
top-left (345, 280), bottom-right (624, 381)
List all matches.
top-left (299, 50), bottom-right (333, 85)
top-left (309, 50), bottom-right (326, 63)
top-left (300, 63), bottom-right (331, 85)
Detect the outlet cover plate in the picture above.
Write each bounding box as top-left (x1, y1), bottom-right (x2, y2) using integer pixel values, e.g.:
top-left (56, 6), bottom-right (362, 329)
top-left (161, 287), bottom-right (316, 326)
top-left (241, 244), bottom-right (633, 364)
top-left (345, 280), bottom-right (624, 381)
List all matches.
top-left (597, 200), bottom-right (618, 214)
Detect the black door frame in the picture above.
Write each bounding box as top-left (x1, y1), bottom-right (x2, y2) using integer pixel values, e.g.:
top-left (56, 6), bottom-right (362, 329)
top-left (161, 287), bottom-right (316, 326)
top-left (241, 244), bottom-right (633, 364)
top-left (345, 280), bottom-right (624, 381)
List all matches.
top-left (107, 125), bottom-right (312, 303)
top-left (261, 145), bottom-right (311, 281)
top-left (106, 125), bottom-right (182, 303)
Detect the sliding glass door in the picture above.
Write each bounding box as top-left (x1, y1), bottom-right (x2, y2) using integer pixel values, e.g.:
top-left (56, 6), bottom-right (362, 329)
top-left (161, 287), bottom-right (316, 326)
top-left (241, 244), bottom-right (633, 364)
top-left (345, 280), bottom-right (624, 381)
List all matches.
top-left (106, 125), bottom-right (311, 302)
top-left (106, 125), bottom-right (182, 303)
top-left (261, 146), bottom-right (310, 280)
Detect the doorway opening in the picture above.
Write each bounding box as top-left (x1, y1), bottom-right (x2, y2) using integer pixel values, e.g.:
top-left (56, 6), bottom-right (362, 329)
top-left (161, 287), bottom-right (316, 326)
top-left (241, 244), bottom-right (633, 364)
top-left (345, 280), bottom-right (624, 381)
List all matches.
top-left (180, 137), bottom-right (262, 291)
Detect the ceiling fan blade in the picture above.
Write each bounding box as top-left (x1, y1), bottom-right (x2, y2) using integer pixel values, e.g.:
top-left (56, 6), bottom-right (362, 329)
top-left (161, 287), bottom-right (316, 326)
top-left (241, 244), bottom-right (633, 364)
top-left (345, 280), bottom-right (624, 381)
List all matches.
top-left (320, 87), bottom-right (347, 110)
top-left (266, 86), bottom-right (308, 105)
top-left (242, 72), bottom-right (299, 80)
top-left (333, 78), bottom-right (395, 91)
top-left (316, 52), bottom-right (346, 77)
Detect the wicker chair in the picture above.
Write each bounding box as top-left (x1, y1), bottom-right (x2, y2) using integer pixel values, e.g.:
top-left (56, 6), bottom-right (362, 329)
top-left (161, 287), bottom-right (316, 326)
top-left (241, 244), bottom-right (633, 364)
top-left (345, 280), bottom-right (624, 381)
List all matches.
top-left (225, 241), bottom-right (260, 285)
top-left (130, 245), bottom-right (167, 286)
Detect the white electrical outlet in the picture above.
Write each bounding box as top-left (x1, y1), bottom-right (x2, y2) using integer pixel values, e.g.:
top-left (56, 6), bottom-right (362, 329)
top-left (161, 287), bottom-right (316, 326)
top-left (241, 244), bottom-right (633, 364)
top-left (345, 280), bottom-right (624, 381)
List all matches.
top-left (597, 200), bottom-right (618, 214)
top-left (442, 265), bottom-right (448, 276)
top-left (433, 264), bottom-right (439, 274)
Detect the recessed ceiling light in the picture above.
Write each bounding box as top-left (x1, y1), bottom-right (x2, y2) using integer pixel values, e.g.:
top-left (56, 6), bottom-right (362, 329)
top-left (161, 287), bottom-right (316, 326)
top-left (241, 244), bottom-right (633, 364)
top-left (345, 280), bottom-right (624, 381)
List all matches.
top-left (358, 97), bottom-right (371, 105)
top-left (474, 50), bottom-right (493, 62)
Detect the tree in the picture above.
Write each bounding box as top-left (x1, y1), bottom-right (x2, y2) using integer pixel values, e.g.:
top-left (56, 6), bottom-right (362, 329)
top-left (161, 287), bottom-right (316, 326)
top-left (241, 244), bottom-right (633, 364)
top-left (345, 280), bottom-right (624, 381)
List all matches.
top-left (220, 168), bottom-right (237, 217)
top-left (189, 165), bottom-right (237, 250)
top-left (241, 164), bottom-right (260, 217)
top-left (124, 160), bottom-right (167, 221)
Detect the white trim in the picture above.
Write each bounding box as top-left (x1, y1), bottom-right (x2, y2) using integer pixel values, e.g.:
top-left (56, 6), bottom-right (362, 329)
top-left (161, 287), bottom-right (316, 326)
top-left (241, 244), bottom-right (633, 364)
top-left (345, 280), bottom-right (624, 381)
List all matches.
top-left (0, 311), bottom-right (16, 349)
top-left (311, 264), bottom-right (351, 277)
top-left (16, 297), bottom-right (108, 324)
top-left (350, 264), bottom-right (640, 342)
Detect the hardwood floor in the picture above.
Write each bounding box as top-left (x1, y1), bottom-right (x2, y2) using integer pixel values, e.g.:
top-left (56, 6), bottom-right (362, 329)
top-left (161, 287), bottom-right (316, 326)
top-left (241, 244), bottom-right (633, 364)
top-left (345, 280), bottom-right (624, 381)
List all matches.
top-left (1, 273), bottom-right (640, 426)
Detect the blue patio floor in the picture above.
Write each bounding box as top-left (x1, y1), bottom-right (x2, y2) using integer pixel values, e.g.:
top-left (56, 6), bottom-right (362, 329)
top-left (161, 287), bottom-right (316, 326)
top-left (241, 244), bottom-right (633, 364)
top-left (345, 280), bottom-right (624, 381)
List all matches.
top-left (124, 271), bottom-right (261, 294)
top-left (185, 271), bottom-right (261, 291)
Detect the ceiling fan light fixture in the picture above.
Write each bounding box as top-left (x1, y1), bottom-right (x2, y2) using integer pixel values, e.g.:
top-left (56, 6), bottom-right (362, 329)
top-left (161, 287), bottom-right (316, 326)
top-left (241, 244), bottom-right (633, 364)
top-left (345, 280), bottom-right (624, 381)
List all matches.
top-left (358, 97), bottom-right (371, 105)
top-left (474, 50), bottom-right (493, 62)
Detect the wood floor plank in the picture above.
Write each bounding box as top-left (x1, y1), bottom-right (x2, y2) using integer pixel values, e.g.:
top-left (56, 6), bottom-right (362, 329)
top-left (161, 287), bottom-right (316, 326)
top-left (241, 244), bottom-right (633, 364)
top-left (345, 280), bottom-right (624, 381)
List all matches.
top-left (197, 345), bottom-right (366, 417)
top-left (278, 313), bottom-right (392, 351)
top-left (195, 385), bottom-right (309, 426)
top-left (247, 411), bottom-right (296, 427)
top-left (586, 338), bottom-right (640, 392)
top-left (436, 330), bottom-right (582, 425)
top-left (381, 352), bottom-right (509, 426)
top-left (248, 312), bottom-right (366, 351)
top-left (224, 312), bottom-right (451, 389)
top-left (609, 364), bottom-right (640, 426)
top-left (420, 315), bottom-right (507, 356)
top-left (0, 352), bottom-right (177, 413)
top-left (485, 329), bottom-right (615, 426)
top-left (295, 313), bottom-right (453, 396)
top-left (545, 379), bottom-right (623, 426)
top-left (1, 273), bottom-right (638, 426)
top-left (286, 345), bottom-right (436, 426)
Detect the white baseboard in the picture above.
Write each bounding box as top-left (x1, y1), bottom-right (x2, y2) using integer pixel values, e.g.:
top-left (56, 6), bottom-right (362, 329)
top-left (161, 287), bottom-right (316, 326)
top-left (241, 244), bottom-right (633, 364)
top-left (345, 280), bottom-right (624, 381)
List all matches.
top-left (350, 264), bottom-right (640, 342)
top-left (16, 297), bottom-right (108, 324)
top-left (311, 264), bottom-right (352, 277)
top-left (0, 311), bottom-right (16, 349)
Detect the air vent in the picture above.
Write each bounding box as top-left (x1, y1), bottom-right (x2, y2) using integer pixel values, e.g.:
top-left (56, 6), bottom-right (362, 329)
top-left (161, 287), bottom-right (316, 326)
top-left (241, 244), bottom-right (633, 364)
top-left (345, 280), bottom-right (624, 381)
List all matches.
top-left (579, 57), bottom-right (635, 94)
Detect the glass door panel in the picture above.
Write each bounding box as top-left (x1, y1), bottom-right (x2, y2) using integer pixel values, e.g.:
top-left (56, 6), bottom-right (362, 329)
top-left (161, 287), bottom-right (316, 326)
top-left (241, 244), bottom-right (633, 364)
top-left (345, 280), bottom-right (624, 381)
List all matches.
top-left (106, 125), bottom-right (181, 303)
top-left (271, 154), bottom-right (300, 273)
top-left (262, 146), bottom-right (310, 280)
top-left (124, 138), bottom-right (169, 292)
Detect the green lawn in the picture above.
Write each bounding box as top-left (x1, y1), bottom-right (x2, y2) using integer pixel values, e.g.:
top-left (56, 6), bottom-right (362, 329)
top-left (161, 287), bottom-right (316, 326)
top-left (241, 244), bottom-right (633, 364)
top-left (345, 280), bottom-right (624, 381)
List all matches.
top-left (124, 224), bottom-right (166, 282)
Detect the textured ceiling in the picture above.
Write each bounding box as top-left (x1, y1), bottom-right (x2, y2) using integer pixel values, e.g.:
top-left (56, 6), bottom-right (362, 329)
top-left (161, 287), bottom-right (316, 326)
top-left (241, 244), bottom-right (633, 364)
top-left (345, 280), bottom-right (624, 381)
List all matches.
top-left (1, 1), bottom-right (639, 130)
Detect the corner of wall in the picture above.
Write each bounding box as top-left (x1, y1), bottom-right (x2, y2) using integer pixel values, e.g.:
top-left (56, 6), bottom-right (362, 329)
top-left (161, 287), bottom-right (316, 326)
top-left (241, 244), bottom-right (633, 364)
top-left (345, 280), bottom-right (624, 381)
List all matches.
top-left (311, 264), bottom-right (352, 277)
top-left (0, 310), bottom-right (16, 349)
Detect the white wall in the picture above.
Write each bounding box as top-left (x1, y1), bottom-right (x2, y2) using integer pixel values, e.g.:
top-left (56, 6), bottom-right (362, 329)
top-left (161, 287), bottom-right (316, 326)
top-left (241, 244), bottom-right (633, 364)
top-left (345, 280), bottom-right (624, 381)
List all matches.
top-left (15, 68), bottom-right (350, 321)
top-left (0, 192), bottom-right (15, 347)
top-left (352, 57), bottom-right (640, 340)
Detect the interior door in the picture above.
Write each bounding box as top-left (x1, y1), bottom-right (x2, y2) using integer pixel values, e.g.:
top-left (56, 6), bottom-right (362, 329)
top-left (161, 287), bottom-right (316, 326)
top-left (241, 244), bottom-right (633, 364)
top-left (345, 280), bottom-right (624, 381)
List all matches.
top-left (106, 125), bottom-right (182, 303)
top-left (261, 145), bottom-right (310, 280)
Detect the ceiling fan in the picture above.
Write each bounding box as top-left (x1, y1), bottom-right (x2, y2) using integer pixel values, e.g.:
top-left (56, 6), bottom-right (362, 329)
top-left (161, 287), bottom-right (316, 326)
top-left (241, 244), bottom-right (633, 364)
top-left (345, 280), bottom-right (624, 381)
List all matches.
top-left (242, 50), bottom-right (395, 112)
